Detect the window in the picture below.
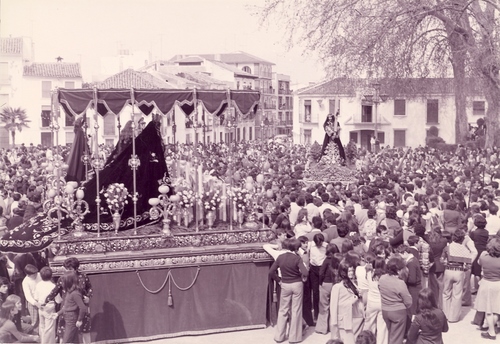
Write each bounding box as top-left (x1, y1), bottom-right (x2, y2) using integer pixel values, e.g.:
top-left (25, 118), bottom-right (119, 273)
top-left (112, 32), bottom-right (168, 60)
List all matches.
top-left (249, 127), bottom-right (252, 140)
top-left (304, 100), bottom-right (311, 122)
top-left (473, 101), bottom-right (485, 116)
top-left (377, 131), bottom-right (385, 144)
top-left (426, 99), bottom-right (439, 123)
top-left (361, 105), bottom-right (373, 122)
top-left (220, 132), bottom-right (223, 143)
top-left (41, 132), bottom-right (53, 147)
top-left (329, 99), bottom-right (336, 114)
top-left (42, 81), bottom-right (52, 98)
top-left (304, 129), bottom-right (312, 145)
top-left (103, 113), bottom-right (115, 135)
top-left (41, 110), bottom-right (51, 127)
top-left (394, 130), bottom-right (406, 147)
top-left (394, 99), bottom-right (406, 116)
top-left (65, 81), bottom-right (75, 89)
top-left (349, 131), bottom-right (358, 144)
top-left (242, 66), bottom-right (252, 74)
top-left (243, 127), bottom-right (246, 141)
top-left (65, 113), bottom-right (75, 127)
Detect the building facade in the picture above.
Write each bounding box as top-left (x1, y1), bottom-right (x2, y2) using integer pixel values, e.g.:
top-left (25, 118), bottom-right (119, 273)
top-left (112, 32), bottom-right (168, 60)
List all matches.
top-left (294, 78), bottom-right (486, 149)
top-left (273, 73), bottom-right (293, 136)
top-left (1, 36), bottom-right (83, 148)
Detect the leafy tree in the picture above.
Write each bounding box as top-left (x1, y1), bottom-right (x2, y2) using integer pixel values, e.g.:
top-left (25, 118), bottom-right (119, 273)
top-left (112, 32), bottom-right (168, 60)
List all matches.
top-left (0, 106), bottom-right (31, 147)
top-left (259, 0), bottom-right (500, 147)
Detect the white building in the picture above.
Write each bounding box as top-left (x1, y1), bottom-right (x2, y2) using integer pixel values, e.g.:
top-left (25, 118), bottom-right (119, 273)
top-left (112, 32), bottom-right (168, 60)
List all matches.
top-left (0, 36), bottom-right (83, 148)
top-left (295, 78), bottom-right (486, 149)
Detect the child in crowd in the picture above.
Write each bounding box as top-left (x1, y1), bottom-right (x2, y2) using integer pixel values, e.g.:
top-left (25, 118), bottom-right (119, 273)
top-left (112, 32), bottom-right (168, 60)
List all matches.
top-left (58, 270), bottom-right (88, 344)
top-left (34, 267), bottom-right (58, 344)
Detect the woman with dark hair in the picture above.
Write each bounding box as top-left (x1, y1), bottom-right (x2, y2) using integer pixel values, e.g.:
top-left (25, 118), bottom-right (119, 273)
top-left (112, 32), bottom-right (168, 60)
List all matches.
top-left (378, 255), bottom-right (412, 344)
top-left (442, 199), bottom-right (462, 234)
top-left (294, 208), bottom-right (312, 238)
top-left (307, 233), bottom-right (328, 324)
top-left (407, 288), bottom-right (448, 344)
top-left (470, 215), bottom-right (489, 294)
top-left (316, 249), bottom-right (342, 334)
top-left (474, 237), bottom-right (500, 340)
top-left (330, 259), bottom-right (364, 344)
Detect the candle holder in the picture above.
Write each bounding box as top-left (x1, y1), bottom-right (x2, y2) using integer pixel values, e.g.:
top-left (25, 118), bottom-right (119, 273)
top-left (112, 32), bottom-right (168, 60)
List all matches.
top-left (148, 185), bottom-right (180, 236)
top-left (45, 181), bottom-right (89, 238)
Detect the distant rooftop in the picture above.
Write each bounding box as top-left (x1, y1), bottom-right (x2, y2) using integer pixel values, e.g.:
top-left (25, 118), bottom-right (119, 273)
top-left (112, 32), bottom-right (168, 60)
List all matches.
top-left (298, 77), bottom-right (484, 96)
top-left (170, 51), bottom-right (275, 65)
top-left (0, 37), bottom-right (23, 54)
top-left (23, 63), bottom-right (81, 78)
top-left (97, 69), bottom-right (172, 89)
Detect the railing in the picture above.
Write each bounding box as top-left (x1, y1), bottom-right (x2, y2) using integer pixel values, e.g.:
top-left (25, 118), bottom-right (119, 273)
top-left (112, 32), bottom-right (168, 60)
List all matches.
top-left (349, 113), bottom-right (383, 124)
top-left (298, 113), bottom-right (319, 124)
top-left (278, 89), bottom-right (292, 95)
top-left (263, 102), bottom-right (276, 109)
top-left (276, 120), bottom-right (293, 126)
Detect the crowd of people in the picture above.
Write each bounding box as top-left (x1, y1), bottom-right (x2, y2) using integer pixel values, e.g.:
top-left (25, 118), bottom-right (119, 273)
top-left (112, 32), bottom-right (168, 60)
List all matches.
top-left (261, 142), bottom-right (500, 344)
top-left (1, 129), bottom-right (500, 343)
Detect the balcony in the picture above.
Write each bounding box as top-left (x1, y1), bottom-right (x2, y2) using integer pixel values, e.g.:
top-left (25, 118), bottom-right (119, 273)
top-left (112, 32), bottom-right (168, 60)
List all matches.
top-left (345, 113), bottom-right (391, 127)
top-left (278, 89), bottom-right (292, 95)
top-left (298, 113), bottom-right (319, 124)
top-left (276, 120), bottom-right (293, 127)
top-left (263, 102), bottom-right (276, 109)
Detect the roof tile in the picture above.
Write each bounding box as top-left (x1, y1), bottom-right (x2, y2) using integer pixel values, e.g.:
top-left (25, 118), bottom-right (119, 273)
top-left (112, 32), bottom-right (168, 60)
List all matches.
top-left (0, 37), bottom-right (23, 54)
top-left (97, 69), bottom-right (172, 89)
top-left (23, 63), bottom-right (81, 78)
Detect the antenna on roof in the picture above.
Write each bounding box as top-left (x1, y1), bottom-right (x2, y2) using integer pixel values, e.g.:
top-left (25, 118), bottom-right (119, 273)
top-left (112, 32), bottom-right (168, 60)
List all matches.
top-left (56, 56), bottom-right (63, 62)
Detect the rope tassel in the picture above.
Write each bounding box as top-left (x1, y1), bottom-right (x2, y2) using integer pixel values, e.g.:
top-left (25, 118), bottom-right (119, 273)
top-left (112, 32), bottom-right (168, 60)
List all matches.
top-left (168, 278), bottom-right (173, 307)
top-left (136, 267), bottom-right (201, 308)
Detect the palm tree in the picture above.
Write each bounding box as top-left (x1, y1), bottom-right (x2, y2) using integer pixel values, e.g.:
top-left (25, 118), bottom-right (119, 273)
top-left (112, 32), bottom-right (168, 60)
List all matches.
top-left (0, 106), bottom-right (31, 147)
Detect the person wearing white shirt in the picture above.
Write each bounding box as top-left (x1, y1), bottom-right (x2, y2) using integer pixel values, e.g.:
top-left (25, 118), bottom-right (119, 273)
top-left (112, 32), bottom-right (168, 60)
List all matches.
top-left (34, 267), bottom-right (59, 344)
top-left (485, 204), bottom-right (500, 236)
top-left (21, 264), bottom-right (42, 327)
top-left (305, 194), bottom-right (320, 223)
top-left (289, 193), bottom-right (303, 227)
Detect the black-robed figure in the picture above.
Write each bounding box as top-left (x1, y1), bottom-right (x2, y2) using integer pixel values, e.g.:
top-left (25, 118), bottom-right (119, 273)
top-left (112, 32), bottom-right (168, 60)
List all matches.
top-left (65, 114), bottom-right (89, 184)
top-left (320, 111), bottom-right (346, 164)
top-left (0, 119), bottom-right (171, 253)
top-left (81, 119), bottom-right (170, 231)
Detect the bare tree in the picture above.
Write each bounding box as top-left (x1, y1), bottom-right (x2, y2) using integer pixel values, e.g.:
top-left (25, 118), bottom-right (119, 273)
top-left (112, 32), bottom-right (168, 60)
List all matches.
top-left (259, 0), bottom-right (500, 146)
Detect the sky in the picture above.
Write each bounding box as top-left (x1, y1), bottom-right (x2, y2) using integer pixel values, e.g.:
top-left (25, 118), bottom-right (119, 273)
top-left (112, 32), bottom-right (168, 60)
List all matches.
top-left (0, 0), bottom-right (324, 85)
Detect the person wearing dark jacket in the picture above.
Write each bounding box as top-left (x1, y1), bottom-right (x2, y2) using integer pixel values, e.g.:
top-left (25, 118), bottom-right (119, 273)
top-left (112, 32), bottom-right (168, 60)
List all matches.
top-left (269, 238), bottom-right (309, 344)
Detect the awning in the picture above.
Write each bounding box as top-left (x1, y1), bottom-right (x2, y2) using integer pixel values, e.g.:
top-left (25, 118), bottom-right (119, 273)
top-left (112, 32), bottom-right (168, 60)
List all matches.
top-left (58, 88), bottom-right (260, 118)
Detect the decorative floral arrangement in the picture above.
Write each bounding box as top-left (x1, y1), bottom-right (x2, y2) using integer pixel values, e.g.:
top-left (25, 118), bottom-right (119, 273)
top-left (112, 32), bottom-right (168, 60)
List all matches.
top-left (178, 188), bottom-right (195, 209)
top-left (228, 186), bottom-right (251, 211)
top-left (200, 189), bottom-right (222, 211)
top-left (104, 183), bottom-right (129, 213)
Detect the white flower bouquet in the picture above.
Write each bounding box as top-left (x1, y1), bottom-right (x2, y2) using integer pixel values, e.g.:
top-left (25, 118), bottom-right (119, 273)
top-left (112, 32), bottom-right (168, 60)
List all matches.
top-left (104, 183), bottom-right (129, 213)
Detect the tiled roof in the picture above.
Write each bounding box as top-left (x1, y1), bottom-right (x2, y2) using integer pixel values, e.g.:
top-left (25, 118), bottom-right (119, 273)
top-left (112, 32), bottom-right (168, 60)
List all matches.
top-left (23, 63), bottom-right (81, 78)
top-left (0, 37), bottom-right (23, 54)
top-left (97, 69), bottom-right (173, 89)
top-left (298, 78), bottom-right (484, 96)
